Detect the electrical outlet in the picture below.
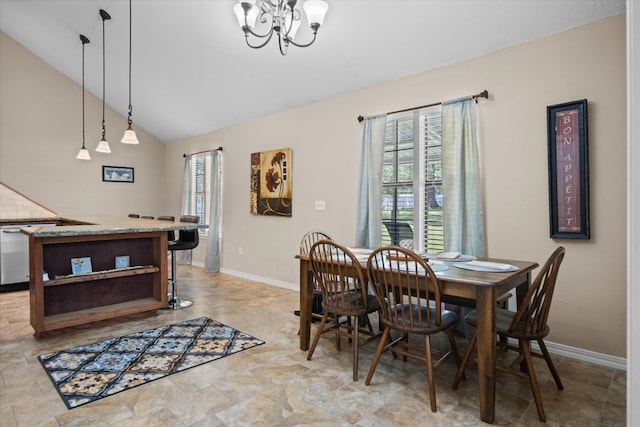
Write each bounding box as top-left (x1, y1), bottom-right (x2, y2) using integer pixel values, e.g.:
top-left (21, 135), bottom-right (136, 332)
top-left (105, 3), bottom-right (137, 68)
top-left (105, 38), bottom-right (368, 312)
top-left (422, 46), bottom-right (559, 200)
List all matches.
top-left (314, 200), bottom-right (326, 210)
top-left (238, 247), bottom-right (243, 255)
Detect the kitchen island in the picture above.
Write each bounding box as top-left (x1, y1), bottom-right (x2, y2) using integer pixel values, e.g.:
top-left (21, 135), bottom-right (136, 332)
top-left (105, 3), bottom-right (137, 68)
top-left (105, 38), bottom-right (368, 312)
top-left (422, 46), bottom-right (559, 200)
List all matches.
top-left (21, 216), bottom-right (198, 335)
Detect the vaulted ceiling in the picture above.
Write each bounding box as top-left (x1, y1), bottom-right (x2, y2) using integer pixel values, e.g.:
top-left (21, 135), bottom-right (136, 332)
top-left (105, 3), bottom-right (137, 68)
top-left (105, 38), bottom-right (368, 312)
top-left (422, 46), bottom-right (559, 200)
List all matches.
top-left (0, 0), bottom-right (625, 143)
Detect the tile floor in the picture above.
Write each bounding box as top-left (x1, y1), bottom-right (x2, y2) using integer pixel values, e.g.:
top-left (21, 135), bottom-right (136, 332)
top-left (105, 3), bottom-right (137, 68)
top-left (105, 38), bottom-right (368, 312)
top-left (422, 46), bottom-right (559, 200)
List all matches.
top-left (0, 266), bottom-right (627, 426)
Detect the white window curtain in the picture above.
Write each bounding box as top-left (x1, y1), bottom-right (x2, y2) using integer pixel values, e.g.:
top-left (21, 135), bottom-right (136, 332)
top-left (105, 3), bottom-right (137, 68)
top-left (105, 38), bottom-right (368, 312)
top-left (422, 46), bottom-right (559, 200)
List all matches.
top-left (442, 98), bottom-right (486, 338)
top-left (178, 155), bottom-right (194, 265)
top-left (204, 150), bottom-right (222, 272)
top-left (441, 98), bottom-right (486, 257)
top-left (355, 114), bottom-right (387, 247)
top-left (178, 151), bottom-right (223, 271)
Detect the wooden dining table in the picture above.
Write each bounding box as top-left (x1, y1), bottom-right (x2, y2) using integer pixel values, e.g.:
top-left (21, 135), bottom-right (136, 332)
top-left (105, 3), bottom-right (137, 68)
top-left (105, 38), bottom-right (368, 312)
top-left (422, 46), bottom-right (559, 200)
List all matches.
top-left (297, 250), bottom-right (538, 424)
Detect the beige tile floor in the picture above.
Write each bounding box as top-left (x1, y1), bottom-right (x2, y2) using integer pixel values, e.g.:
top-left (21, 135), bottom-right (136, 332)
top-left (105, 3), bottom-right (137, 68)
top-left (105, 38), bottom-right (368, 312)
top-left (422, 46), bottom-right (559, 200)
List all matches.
top-left (0, 266), bottom-right (626, 426)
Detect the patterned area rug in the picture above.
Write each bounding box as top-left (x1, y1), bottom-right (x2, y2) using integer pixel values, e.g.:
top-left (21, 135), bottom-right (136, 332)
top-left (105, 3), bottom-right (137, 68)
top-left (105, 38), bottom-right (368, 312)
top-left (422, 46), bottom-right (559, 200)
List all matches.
top-left (38, 317), bottom-right (265, 409)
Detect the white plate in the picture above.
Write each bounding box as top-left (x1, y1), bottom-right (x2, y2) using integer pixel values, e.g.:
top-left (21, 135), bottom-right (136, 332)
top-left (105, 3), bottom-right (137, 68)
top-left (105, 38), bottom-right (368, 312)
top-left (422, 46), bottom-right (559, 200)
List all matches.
top-left (437, 254), bottom-right (477, 262)
top-left (427, 261), bottom-right (450, 272)
top-left (453, 261), bottom-right (518, 272)
top-left (424, 253), bottom-right (477, 262)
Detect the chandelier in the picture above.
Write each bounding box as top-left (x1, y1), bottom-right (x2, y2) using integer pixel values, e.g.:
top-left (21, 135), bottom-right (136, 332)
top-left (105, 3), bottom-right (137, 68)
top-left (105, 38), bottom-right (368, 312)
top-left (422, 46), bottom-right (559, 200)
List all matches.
top-left (233, 0), bottom-right (329, 56)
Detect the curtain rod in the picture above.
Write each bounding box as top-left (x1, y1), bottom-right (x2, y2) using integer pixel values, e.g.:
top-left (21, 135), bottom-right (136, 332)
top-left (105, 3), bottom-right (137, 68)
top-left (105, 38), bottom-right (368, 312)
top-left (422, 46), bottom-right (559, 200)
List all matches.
top-left (357, 89), bottom-right (489, 123)
top-left (183, 147), bottom-right (223, 157)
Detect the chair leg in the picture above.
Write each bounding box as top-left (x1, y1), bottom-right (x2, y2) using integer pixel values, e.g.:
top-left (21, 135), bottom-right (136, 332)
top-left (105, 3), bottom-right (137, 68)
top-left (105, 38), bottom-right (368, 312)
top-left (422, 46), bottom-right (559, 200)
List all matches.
top-left (453, 329), bottom-right (476, 389)
top-left (538, 339), bottom-right (564, 390)
top-left (365, 327), bottom-right (391, 385)
top-left (307, 312), bottom-right (330, 361)
top-left (402, 333), bottom-right (409, 362)
top-left (335, 316), bottom-right (342, 351)
top-left (522, 340), bottom-right (546, 422)
top-left (445, 328), bottom-right (465, 381)
top-left (424, 335), bottom-right (437, 412)
top-left (352, 315), bottom-right (360, 381)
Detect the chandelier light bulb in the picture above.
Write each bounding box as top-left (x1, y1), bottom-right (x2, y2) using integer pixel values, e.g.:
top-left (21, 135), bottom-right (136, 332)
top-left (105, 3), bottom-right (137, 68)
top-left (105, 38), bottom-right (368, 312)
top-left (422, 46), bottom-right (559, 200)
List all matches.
top-left (303, 0), bottom-right (328, 27)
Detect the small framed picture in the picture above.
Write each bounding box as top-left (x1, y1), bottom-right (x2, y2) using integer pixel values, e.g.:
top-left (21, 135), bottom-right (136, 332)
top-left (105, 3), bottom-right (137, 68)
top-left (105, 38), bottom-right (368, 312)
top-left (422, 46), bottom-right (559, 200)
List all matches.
top-left (71, 257), bottom-right (92, 275)
top-left (115, 256), bottom-right (130, 269)
top-left (103, 166), bottom-right (134, 183)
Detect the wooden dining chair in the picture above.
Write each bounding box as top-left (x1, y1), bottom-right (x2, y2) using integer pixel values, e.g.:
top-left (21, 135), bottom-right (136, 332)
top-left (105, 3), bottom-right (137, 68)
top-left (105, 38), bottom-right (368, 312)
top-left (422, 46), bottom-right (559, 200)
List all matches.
top-left (300, 230), bottom-right (333, 319)
top-left (365, 246), bottom-right (463, 412)
top-left (452, 247), bottom-right (566, 422)
top-left (306, 240), bottom-right (382, 381)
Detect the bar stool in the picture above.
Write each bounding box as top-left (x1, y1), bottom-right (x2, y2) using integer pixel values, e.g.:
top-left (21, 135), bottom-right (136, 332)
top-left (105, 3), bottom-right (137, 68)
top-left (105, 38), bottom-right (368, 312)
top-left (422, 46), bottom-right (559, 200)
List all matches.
top-left (128, 213), bottom-right (140, 218)
top-left (141, 215), bottom-right (154, 219)
top-left (163, 215), bottom-right (199, 310)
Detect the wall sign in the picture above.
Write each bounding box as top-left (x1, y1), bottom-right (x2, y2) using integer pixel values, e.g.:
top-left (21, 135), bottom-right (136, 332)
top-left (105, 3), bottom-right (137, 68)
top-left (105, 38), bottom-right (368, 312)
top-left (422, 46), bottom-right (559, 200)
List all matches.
top-left (547, 99), bottom-right (589, 239)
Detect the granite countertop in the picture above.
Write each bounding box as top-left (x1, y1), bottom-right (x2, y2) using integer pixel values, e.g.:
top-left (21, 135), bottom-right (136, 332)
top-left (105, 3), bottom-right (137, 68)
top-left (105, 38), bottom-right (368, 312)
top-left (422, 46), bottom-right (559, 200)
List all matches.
top-left (18, 215), bottom-right (198, 238)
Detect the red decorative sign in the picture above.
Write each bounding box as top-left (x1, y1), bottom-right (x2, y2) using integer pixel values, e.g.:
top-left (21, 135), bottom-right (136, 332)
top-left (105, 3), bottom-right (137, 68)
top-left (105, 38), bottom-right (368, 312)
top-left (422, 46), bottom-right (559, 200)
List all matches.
top-left (547, 100), bottom-right (589, 239)
top-left (554, 108), bottom-right (581, 232)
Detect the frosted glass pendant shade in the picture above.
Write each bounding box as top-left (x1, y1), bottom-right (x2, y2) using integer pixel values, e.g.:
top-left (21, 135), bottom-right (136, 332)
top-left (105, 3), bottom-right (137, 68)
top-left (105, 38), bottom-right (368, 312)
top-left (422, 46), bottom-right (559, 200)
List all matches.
top-left (303, 0), bottom-right (328, 26)
top-left (121, 127), bottom-right (139, 144)
top-left (76, 147), bottom-right (91, 160)
top-left (234, 2), bottom-right (259, 28)
top-left (96, 138), bottom-right (111, 153)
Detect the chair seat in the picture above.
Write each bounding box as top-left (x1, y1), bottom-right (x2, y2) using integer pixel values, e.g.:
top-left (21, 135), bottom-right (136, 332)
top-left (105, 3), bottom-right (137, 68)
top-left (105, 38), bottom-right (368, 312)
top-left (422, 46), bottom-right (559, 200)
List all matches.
top-left (169, 240), bottom-right (198, 251)
top-left (465, 308), bottom-right (551, 340)
top-left (388, 304), bottom-right (458, 333)
top-left (325, 292), bottom-right (379, 315)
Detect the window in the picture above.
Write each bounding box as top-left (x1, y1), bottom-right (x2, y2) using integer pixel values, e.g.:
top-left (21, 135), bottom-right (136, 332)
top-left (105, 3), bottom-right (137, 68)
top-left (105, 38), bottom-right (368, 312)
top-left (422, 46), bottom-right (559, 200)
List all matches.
top-left (187, 153), bottom-right (211, 236)
top-left (381, 105), bottom-right (444, 253)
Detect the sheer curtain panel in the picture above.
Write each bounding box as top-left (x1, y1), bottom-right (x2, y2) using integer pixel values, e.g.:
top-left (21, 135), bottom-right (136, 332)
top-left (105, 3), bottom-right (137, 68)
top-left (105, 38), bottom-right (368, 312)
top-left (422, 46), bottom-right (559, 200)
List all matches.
top-left (355, 114), bottom-right (387, 247)
top-left (441, 98), bottom-right (486, 257)
top-left (204, 150), bottom-right (222, 272)
top-left (178, 155), bottom-right (195, 265)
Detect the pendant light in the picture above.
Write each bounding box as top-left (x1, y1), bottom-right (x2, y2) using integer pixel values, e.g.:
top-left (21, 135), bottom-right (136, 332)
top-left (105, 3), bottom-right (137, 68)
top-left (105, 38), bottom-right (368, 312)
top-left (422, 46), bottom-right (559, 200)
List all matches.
top-left (121, 0), bottom-right (139, 144)
top-left (95, 9), bottom-right (112, 153)
top-left (76, 34), bottom-right (91, 160)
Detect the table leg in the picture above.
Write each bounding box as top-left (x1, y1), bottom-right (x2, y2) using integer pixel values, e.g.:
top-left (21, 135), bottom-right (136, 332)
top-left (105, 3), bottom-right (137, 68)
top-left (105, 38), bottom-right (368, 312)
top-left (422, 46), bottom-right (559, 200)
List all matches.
top-left (299, 258), bottom-right (313, 351)
top-left (475, 285), bottom-right (497, 424)
top-left (516, 273), bottom-right (531, 373)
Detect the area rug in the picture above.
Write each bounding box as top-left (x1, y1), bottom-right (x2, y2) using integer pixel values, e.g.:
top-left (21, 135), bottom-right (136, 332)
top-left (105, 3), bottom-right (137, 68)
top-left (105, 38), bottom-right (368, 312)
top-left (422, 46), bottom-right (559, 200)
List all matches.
top-left (38, 317), bottom-right (265, 409)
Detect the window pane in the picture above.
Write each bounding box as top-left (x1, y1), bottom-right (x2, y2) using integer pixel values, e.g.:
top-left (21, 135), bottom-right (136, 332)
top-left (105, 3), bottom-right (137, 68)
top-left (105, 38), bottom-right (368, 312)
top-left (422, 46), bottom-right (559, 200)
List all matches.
top-left (380, 106), bottom-right (442, 253)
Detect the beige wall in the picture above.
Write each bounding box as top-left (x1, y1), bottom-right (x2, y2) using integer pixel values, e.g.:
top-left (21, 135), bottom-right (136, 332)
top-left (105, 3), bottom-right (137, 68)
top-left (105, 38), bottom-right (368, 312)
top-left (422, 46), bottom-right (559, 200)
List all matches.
top-left (0, 32), bottom-right (167, 217)
top-left (166, 16), bottom-right (627, 358)
top-left (0, 15), bottom-right (627, 358)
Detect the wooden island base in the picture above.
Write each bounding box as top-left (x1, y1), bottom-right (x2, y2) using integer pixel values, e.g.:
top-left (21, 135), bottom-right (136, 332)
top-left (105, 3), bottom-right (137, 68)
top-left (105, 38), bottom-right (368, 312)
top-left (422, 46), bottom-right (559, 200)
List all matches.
top-left (23, 216), bottom-right (196, 335)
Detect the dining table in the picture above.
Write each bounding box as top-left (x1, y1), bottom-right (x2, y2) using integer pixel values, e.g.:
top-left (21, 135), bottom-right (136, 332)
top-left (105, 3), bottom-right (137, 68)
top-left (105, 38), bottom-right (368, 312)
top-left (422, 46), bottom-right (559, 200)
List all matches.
top-left (297, 249), bottom-right (538, 424)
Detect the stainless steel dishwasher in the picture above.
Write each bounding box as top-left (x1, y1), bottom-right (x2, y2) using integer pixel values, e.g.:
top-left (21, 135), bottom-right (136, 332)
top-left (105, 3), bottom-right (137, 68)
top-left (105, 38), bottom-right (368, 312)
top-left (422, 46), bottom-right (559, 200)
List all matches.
top-left (0, 224), bottom-right (55, 290)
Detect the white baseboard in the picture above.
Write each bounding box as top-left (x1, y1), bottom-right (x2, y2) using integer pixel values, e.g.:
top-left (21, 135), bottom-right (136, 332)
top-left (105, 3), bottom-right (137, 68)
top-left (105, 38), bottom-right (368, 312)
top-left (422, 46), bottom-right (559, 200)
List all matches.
top-left (216, 267), bottom-right (626, 371)
top-left (219, 267), bottom-right (298, 292)
top-left (540, 340), bottom-right (627, 371)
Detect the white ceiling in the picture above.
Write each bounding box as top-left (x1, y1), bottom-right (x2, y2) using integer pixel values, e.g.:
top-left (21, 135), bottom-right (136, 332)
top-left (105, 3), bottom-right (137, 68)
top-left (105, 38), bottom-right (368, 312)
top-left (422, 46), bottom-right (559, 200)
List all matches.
top-left (0, 0), bottom-right (625, 144)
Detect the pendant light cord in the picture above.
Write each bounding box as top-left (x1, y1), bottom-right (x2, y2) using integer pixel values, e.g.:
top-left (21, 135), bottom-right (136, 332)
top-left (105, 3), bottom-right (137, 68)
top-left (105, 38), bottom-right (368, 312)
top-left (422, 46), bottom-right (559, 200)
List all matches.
top-left (127, 0), bottom-right (133, 126)
top-left (81, 36), bottom-right (88, 149)
top-left (101, 12), bottom-right (107, 141)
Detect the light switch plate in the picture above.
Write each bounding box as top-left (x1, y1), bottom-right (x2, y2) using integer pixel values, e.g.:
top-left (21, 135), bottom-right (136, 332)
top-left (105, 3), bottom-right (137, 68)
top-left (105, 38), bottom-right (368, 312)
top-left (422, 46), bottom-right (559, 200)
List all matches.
top-left (314, 200), bottom-right (326, 210)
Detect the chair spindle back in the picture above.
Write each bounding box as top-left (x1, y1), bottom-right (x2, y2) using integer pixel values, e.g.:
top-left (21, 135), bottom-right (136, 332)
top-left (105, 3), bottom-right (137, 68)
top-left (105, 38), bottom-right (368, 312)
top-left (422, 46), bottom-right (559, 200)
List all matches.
top-left (367, 246), bottom-right (442, 332)
top-left (308, 240), bottom-right (371, 316)
top-left (510, 246), bottom-right (565, 336)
